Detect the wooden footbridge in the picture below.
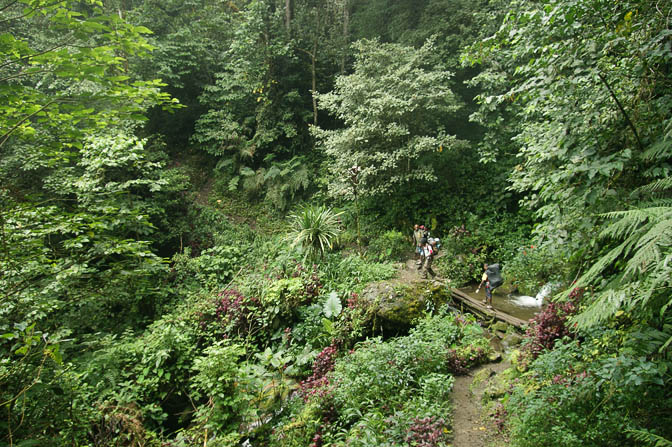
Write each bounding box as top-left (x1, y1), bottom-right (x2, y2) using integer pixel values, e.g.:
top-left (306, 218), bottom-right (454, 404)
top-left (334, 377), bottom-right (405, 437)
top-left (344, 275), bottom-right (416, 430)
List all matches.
top-left (437, 282), bottom-right (528, 329)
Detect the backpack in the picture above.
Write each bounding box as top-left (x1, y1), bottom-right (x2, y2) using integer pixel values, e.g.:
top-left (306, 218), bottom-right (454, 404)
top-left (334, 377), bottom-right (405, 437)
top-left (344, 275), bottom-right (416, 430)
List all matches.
top-left (428, 237), bottom-right (440, 255)
top-left (486, 264), bottom-right (503, 288)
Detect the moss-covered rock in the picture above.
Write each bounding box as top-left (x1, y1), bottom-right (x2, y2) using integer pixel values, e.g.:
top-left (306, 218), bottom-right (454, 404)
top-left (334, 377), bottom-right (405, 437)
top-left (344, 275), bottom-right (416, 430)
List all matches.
top-left (490, 321), bottom-right (509, 334)
top-left (497, 279), bottom-right (518, 295)
top-left (487, 351), bottom-right (503, 363)
top-left (359, 280), bottom-right (451, 333)
top-left (503, 332), bottom-right (524, 348)
top-left (489, 334), bottom-right (505, 353)
top-left (483, 374), bottom-right (510, 400)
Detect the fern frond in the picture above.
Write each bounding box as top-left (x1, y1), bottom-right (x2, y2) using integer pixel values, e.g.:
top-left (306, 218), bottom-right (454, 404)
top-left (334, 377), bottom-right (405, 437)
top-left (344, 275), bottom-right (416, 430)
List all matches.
top-left (641, 138), bottom-right (672, 162)
top-left (647, 198), bottom-right (672, 208)
top-left (636, 177), bottom-right (672, 194)
top-left (624, 217), bottom-right (672, 278)
top-left (264, 165), bottom-right (282, 181)
top-left (239, 144), bottom-right (255, 159)
top-left (571, 287), bottom-right (628, 329)
top-left (626, 428), bottom-right (672, 447)
top-left (572, 239), bottom-right (630, 289)
top-left (599, 209), bottom-right (650, 240)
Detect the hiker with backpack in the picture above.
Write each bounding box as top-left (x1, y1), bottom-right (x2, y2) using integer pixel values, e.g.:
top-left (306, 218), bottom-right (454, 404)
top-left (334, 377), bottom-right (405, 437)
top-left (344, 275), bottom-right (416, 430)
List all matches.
top-left (476, 263), bottom-right (502, 309)
top-left (418, 238), bottom-right (437, 279)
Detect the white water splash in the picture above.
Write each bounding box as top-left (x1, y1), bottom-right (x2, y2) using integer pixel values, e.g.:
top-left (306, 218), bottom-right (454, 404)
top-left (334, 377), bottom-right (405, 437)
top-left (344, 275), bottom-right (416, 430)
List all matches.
top-left (510, 283), bottom-right (554, 307)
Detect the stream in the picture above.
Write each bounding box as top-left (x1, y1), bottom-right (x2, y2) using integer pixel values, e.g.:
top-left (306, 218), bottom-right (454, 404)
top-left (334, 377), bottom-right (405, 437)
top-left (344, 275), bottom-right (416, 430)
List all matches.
top-left (458, 284), bottom-right (553, 322)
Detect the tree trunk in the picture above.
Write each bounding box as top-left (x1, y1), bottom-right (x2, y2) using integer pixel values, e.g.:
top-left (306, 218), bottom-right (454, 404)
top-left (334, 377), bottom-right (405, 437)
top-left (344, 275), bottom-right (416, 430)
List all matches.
top-left (341, 0), bottom-right (350, 73)
top-left (285, 0), bottom-right (291, 30)
top-left (311, 40), bottom-right (318, 126)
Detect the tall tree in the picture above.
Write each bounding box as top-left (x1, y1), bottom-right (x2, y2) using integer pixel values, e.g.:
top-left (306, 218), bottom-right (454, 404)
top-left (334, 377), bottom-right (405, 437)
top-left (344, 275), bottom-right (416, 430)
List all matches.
top-left (292, 0), bottom-right (347, 125)
top-left (313, 39), bottom-right (466, 202)
top-left (126, 0), bottom-right (237, 148)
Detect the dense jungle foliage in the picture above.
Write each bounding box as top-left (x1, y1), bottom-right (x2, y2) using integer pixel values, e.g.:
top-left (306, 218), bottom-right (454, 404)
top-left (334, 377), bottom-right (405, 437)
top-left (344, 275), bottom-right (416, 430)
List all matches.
top-left (1, 0), bottom-right (671, 446)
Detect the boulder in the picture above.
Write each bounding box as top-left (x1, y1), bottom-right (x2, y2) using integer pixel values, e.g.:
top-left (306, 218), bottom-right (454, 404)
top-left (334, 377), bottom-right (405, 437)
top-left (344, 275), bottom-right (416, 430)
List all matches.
top-left (490, 321), bottom-right (509, 333)
top-left (503, 332), bottom-right (524, 347)
top-left (359, 280), bottom-right (450, 334)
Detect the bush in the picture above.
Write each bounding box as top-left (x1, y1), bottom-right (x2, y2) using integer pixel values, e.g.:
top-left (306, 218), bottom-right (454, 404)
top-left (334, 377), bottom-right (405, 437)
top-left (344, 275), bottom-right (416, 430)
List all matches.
top-left (503, 244), bottom-right (570, 295)
top-left (433, 226), bottom-right (487, 285)
top-left (198, 288), bottom-right (262, 340)
top-left (506, 330), bottom-right (672, 447)
top-left (171, 245), bottom-right (243, 291)
top-left (366, 230), bottom-right (410, 262)
top-left (519, 288), bottom-right (583, 366)
top-left (190, 341), bottom-right (247, 430)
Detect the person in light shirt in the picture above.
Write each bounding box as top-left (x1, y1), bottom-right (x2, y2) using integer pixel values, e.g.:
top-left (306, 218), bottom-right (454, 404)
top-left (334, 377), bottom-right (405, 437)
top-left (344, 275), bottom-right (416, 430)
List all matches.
top-left (419, 239), bottom-right (437, 279)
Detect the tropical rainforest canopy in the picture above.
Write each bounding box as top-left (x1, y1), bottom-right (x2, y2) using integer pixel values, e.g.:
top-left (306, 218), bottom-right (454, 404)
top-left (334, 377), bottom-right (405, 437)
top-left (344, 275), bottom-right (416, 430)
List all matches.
top-left (1, 0), bottom-right (671, 446)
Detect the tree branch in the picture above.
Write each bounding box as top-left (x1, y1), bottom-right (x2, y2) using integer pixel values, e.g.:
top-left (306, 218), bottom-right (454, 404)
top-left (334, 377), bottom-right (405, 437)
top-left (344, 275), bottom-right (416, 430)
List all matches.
top-left (597, 72), bottom-right (644, 152)
top-left (0, 38), bottom-right (74, 71)
top-left (0, 0), bottom-right (65, 25)
top-left (0, 100), bottom-right (58, 148)
top-left (0, 0), bottom-right (20, 13)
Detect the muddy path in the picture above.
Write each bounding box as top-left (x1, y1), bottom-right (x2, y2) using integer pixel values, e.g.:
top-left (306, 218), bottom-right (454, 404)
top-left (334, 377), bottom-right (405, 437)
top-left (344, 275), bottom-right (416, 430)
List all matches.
top-left (451, 362), bottom-right (509, 447)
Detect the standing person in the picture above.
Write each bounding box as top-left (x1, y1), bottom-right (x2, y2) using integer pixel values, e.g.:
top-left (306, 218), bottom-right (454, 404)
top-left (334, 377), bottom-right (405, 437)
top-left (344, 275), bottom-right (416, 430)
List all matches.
top-left (413, 224), bottom-right (425, 265)
top-left (420, 239), bottom-right (437, 279)
top-left (476, 263), bottom-right (502, 309)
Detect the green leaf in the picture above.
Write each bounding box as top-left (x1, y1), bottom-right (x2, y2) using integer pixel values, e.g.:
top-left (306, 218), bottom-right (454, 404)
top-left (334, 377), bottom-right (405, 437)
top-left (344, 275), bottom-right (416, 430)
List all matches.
top-left (240, 167), bottom-right (255, 176)
top-left (323, 291), bottom-right (342, 318)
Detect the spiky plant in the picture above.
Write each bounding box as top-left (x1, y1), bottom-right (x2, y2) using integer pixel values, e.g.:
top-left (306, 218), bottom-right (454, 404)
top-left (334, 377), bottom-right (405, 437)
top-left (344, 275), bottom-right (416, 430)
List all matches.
top-left (287, 205), bottom-right (343, 260)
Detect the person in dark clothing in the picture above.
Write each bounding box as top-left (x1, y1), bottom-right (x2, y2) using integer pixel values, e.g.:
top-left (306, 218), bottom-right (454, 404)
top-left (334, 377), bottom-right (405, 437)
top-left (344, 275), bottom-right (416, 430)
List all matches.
top-left (476, 263), bottom-right (502, 309)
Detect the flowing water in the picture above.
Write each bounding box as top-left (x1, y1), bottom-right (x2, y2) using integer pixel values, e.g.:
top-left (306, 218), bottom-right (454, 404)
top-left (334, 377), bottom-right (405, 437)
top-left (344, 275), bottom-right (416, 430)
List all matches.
top-left (459, 284), bottom-right (554, 322)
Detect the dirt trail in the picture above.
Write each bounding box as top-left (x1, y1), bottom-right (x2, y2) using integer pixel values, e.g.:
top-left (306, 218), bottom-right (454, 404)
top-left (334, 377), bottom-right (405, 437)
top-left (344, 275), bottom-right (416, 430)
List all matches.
top-left (451, 362), bottom-right (509, 447)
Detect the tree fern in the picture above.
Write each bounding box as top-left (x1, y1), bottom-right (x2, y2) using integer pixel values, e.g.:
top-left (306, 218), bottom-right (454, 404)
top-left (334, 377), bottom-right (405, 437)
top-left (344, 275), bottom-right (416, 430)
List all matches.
top-left (569, 183), bottom-right (672, 329)
top-left (263, 157), bottom-right (311, 210)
